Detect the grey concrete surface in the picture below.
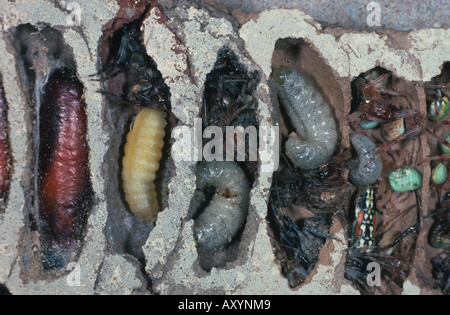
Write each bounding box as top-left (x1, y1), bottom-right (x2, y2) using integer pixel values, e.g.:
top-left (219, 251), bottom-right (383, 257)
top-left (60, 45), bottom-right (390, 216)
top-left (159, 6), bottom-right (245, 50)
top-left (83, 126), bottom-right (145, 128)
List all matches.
top-left (215, 0), bottom-right (450, 30)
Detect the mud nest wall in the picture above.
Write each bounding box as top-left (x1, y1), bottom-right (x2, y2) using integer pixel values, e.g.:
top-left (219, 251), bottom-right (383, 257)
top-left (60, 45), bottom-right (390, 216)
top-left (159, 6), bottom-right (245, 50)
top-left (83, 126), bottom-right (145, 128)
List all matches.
top-left (0, 0), bottom-right (449, 295)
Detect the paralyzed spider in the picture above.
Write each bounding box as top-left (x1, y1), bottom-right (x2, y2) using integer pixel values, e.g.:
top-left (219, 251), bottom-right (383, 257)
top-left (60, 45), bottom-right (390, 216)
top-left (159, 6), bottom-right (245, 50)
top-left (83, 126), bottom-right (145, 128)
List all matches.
top-left (425, 64), bottom-right (450, 124)
top-left (348, 70), bottom-right (427, 163)
top-left (428, 206), bottom-right (450, 249)
top-left (345, 186), bottom-right (421, 294)
top-left (419, 79), bottom-right (450, 165)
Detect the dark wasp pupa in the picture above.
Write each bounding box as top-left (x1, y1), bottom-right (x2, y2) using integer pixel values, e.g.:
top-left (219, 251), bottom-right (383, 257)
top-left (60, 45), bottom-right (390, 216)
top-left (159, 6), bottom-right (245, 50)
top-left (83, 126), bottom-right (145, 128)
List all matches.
top-left (0, 78), bottom-right (11, 202)
top-left (38, 67), bottom-right (93, 269)
top-left (11, 24), bottom-right (94, 270)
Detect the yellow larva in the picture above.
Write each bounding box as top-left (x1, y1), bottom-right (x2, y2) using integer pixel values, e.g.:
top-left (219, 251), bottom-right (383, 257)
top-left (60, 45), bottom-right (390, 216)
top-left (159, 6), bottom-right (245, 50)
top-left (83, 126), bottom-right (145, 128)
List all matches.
top-left (122, 107), bottom-right (166, 221)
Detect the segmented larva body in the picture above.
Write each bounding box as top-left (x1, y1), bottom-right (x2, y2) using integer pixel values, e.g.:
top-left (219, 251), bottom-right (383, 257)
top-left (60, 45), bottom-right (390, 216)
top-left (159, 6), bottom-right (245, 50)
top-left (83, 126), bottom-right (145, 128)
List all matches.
top-left (273, 66), bottom-right (338, 170)
top-left (122, 107), bottom-right (166, 221)
top-left (349, 133), bottom-right (382, 186)
top-left (38, 68), bottom-right (92, 249)
top-left (194, 160), bottom-right (250, 252)
top-left (0, 84), bottom-right (10, 199)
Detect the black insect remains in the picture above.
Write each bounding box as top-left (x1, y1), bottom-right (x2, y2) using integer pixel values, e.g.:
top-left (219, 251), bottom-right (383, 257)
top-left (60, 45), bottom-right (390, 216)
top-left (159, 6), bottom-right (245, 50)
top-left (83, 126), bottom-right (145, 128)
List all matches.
top-left (202, 47), bottom-right (259, 130)
top-left (428, 208), bottom-right (450, 249)
top-left (97, 22), bottom-right (170, 111)
top-left (272, 155), bottom-right (350, 215)
top-left (269, 175), bottom-right (334, 288)
top-left (202, 47), bottom-right (260, 183)
top-left (431, 248), bottom-right (450, 295)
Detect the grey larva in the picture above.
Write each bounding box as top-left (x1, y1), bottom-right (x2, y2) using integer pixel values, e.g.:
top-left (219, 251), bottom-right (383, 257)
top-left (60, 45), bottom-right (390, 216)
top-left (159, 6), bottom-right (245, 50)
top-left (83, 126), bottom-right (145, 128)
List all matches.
top-left (194, 160), bottom-right (250, 253)
top-left (349, 133), bottom-right (383, 186)
top-left (273, 66), bottom-right (338, 170)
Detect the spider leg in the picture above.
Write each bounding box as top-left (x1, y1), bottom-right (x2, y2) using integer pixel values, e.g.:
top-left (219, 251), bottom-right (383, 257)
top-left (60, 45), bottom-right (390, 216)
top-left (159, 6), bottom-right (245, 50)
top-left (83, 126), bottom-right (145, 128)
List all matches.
top-left (389, 108), bottom-right (420, 120)
top-left (90, 62), bottom-right (115, 78)
top-left (419, 154), bottom-right (450, 165)
top-left (364, 126), bottom-right (423, 167)
top-left (231, 78), bottom-right (250, 105)
top-left (378, 89), bottom-right (401, 97)
top-left (216, 74), bottom-right (228, 106)
top-left (97, 90), bottom-right (139, 108)
top-left (418, 128), bottom-right (450, 164)
top-left (387, 191), bottom-right (421, 249)
top-left (103, 68), bottom-right (124, 81)
top-left (363, 73), bottom-right (391, 92)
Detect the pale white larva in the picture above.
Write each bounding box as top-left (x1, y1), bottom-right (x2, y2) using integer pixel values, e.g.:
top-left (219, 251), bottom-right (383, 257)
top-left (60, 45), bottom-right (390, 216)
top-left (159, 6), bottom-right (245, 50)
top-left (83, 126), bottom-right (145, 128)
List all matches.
top-left (348, 133), bottom-right (382, 186)
top-left (273, 66), bottom-right (338, 170)
top-left (194, 160), bottom-right (250, 253)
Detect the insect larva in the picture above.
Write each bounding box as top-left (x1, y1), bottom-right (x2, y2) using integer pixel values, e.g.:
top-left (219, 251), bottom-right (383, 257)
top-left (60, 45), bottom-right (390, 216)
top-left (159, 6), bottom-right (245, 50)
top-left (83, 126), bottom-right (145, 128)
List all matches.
top-left (122, 107), bottom-right (166, 221)
top-left (273, 65), bottom-right (338, 170)
top-left (0, 81), bottom-right (10, 200)
top-left (38, 68), bottom-right (93, 266)
top-left (348, 133), bottom-right (382, 186)
top-left (194, 160), bottom-right (250, 253)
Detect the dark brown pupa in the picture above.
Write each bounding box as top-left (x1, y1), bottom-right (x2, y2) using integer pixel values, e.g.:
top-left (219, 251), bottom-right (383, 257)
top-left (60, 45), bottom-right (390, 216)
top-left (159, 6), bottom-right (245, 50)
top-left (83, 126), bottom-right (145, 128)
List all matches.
top-left (0, 80), bottom-right (11, 201)
top-left (38, 67), bottom-right (93, 269)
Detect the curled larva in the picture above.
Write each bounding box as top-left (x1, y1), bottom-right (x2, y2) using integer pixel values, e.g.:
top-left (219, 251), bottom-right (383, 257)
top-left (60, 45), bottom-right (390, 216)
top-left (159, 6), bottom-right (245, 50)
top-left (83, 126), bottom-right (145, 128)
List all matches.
top-left (122, 107), bottom-right (166, 221)
top-left (349, 133), bottom-right (382, 186)
top-left (194, 160), bottom-right (250, 252)
top-left (273, 66), bottom-right (338, 170)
